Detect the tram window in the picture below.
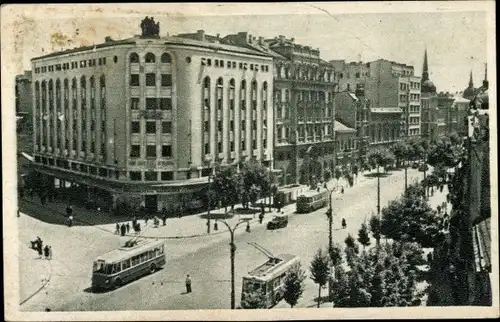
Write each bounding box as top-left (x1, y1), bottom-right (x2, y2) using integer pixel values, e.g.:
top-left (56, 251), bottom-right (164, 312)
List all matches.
top-left (122, 259), bottom-right (131, 270)
top-left (132, 255), bottom-right (139, 266)
top-left (93, 261), bottom-right (105, 273)
top-left (111, 263), bottom-right (121, 274)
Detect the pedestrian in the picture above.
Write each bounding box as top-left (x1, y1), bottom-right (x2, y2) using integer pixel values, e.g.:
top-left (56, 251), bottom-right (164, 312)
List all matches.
top-left (37, 244), bottom-right (43, 259)
top-left (437, 205), bottom-right (441, 214)
top-left (48, 246), bottom-right (52, 260)
top-left (66, 205), bottom-right (73, 217)
top-left (120, 223), bottom-right (126, 236)
top-left (145, 216), bottom-right (149, 226)
top-left (341, 187), bottom-right (345, 194)
top-left (259, 212), bottom-right (264, 224)
top-left (185, 275), bottom-right (192, 293)
top-left (116, 223), bottom-right (120, 234)
top-left (342, 218), bottom-right (347, 229)
top-left (43, 245), bottom-right (50, 259)
top-left (246, 221), bottom-right (251, 233)
top-left (126, 222), bottom-right (130, 233)
top-left (68, 215), bottom-right (73, 227)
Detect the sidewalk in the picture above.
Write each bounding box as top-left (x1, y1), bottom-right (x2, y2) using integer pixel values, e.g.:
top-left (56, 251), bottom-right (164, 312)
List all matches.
top-left (18, 216), bottom-right (55, 306)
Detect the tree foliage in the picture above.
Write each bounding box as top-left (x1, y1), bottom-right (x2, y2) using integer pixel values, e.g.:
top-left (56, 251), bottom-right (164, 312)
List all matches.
top-left (358, 223), bottom-right (371, 250)
top-left (329, 242), bottom-right (343, 267)
top-left (283, 263), bottom-right (306, 308)
top-left (330, 242), bottom-right (424, 307)
top-left (344, 234), bottom-right (360, 254)
top-left (380, 191), bottom-right (440, 247)
top-left (212, 166), bottom-right (241, 211)
top-left (369, 215), bottom-right (382, 246)
top-left (310, 248), bottom-right (331, 308)
top-left (367, 149), bottom-right (395, 171)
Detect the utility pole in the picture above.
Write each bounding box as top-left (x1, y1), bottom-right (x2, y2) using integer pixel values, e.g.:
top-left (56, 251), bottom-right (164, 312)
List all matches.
top-left (217, 218), bottom-right (251, 309)
top-left (377, 163), bottom-right (381, 215)
top-left (326, 187), bottom-right (334, 252)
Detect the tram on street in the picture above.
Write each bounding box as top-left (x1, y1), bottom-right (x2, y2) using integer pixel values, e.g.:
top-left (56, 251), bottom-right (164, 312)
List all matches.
top-left (91, 239), bottom-right (166, 291)
top-left (241, 252), bottom-right (301, 309)
top-left (296, 189), bottom-right (330, 213)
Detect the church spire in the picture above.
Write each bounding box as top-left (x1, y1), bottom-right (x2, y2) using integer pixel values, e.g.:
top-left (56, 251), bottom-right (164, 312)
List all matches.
top-left (484, 63), bottom-right (487, 81)
top-left (422, 49), bottom-right (429, 82)
top-left (469, 70), bottom-right (474, 88)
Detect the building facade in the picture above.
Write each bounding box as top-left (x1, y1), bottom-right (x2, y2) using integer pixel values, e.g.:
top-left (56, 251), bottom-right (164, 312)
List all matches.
top-left (16, 70), bottom-right (33, 131)
top-left (332, 58), bottom-right (422, 151)
top-left (333, 88), bottom-right (370, 162)
top-left (30, 20), bottom-right (274, 213)
top-left (334, 120), bottom-right (357, 168)
top-left (245, 35), bottom-right (337, 186)
top-left (451, 96), bottom-right (470, 137)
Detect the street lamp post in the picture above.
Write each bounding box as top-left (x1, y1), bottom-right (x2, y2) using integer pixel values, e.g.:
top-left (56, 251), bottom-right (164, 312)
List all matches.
top-left (377, 164), bottom-right (381, 215)
top-left (207, 174), bottom-right (212, 234)
top-left (218, 218), bottom-right (250, 309)
top-left (326, 187), bottom-right (334, 252)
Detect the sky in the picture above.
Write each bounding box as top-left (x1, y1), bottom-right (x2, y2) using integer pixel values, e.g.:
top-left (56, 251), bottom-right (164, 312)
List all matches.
top-left (4, 2), bottom-right (493, 93)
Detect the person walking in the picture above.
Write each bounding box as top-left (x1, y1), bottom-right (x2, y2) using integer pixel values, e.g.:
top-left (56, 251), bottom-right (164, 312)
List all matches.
top-left (120, 223), bottom-right (126, 236)
top-left (115, 223), bottom-right (120, 234)
top-left (126, 222), bottom-right (130, 234)
top-left (341, 187), bottom-right (345, 194)
top-left (43, 245), bottom-right (50, 260)
top-left (341, 218), bottom-right (347, 229)
top-left (48, 246), bottom-right (52, 260)
top-left (185, 275), bottom-right (192, 293)
top-left (68, 215), bottom-right (74, 227)
top-left (37, 243), bottom-right (43, 259)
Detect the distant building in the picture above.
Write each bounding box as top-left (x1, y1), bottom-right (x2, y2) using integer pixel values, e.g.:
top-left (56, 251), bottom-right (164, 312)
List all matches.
top-left (436, 92), bottom-right (456, 138)
top-left (16, 70), bottom-right (33, 131)
top-left (334, 120), bottom-right (357, 168)
top-left (451, 96), bottom-right (470, 137)
top-left (333, 88), bottom-right (370, 162)
top-left (331, 58), bottom-right (422, 151)
top-left (30, 18), bottom-right (274, 212)
top-left (462, 70), bottom-right (477, 100)
top-left (226, 34), bottom-right (337, 186)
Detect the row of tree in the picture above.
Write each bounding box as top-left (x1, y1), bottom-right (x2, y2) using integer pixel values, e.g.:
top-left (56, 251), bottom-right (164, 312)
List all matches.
top-left (209, 160), bottom-right (278, 212)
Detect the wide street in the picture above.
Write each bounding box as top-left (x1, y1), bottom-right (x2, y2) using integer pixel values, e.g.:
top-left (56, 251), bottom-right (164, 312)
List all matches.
top-left (20, 168), bottom-right (423, 311)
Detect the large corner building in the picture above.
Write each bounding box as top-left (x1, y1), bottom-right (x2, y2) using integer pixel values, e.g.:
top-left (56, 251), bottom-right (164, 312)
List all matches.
top-left (30, 19), bottom-right (274, 213)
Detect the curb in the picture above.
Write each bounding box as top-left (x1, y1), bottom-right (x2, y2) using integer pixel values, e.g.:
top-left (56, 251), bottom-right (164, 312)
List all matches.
top-left (19, 199), bottom-right (291, 240)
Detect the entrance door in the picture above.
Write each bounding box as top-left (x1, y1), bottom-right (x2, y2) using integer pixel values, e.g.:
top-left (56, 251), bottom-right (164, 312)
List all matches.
top-left (145, 195), bottom-right (158, 213)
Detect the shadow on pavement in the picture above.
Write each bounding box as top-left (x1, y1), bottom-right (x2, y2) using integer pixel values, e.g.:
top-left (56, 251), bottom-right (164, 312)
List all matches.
top-left (363, 172), bottom-right (392, 179)
top-left (83, 267), bottom-right (165, 294)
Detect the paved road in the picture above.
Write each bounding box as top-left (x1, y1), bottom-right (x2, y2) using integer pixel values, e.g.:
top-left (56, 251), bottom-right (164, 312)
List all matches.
top-left (22, 169), bottom-right (423, 311)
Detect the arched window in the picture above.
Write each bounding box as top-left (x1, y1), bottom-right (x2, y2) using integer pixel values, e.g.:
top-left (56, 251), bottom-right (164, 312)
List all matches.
top-left (251, 80), bottom-right (257, 101)
top-left (161, 53), bottom-right (172, 63)
top-left (145, 52), bottom-right (156, 63)
top-left (262, 82), bottom-right (268, 100)
top-left (229, 78), bottom-right (235, 88)
top-left (204, 76), bottom-right (210, 89)
top-left (129, 53), bottom-right (139, 63)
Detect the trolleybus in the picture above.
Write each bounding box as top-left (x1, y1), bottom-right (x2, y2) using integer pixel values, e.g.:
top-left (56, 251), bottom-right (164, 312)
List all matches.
top-left (241, 254), bottom-right (301, 308)
top-left (91, 239), bottom-right (166, 291)
top-left (296, 189), bottom-right (330, 213)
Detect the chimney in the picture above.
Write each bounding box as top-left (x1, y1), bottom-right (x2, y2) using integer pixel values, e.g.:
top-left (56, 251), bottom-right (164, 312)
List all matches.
top-left (248, 34), bottom-right (252, 43)
top-left (279, 35), bottom-right (285, 43)
top-left (291, 37), bottom-right (295, 43)
top-left (197, 30), bottom-right (205, 42)
top-left (258, 36), bottom-right (264, 45)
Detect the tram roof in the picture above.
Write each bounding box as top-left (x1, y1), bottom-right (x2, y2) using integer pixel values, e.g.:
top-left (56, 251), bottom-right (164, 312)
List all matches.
top-left (299, 189), bottom-right (329, 198)
top-left (246, 254), bottom-right (298, 279)
top-left (94, 239), bottom-right (164, 263)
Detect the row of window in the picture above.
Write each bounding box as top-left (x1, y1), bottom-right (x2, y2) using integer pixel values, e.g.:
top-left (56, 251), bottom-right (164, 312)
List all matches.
top-left (409, 105), bottom-right (420, 113)
top-left (34, 56), bottom-right (118, 74)
top-left (410, 93), bottom-right (421, 101)
top-left (130, 73), bottom-right (172, 87)
top-left (130, 97), bottom-right (172, 110)
top-left (130, 171), bottom-right (174, 181)
top-left (130, 144), bottom-right (172, 158)
top-left (276, 65), bottom-right (335, 83)
top-left (275, 89), bottom-right (333, 103)
top-left (204, 138), bottom-right (263, 155)
top-left (130, 52), bottom-right (172, 64)
top-left (409, 117), bottom-right (420, 125)
top-left (131, 120), bottom-right (171, 134)
top-left (35, 155), bottom-right (119, 179)
top-left (338, 71), bottom-right (369, 79)
top-left (201, 57), bottom-right (270, 72)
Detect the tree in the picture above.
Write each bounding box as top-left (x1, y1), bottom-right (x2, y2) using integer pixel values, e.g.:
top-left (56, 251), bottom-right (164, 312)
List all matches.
top-left (239, 160), bottom-right (273, 208)
top-left (358, 223), bottom-right (371, 250)
top-left (380, 192), bottom-right (440, 247)
top-left (213, 166), bottom-right (241, 211)
top-left (240, 291), bottom-right (268, 309)
top-left (369, 215), bottom-right (382, 246)
top-left (330, 242), bottom-right (423, 307)
top-left (283, 263), bottom-right (306, 308)
top-left (390, 141), bottom-right (409, 168)
top-left (344, 233), bottom-right (359, 254)
top-left (309, 248), bottom-right (331, 308)
top-left (328, 242), bottom-right (343, 267)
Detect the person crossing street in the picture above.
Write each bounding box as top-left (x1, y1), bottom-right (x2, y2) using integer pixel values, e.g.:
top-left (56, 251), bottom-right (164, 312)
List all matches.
top-left (185, 275), bottom-right (192, 293)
